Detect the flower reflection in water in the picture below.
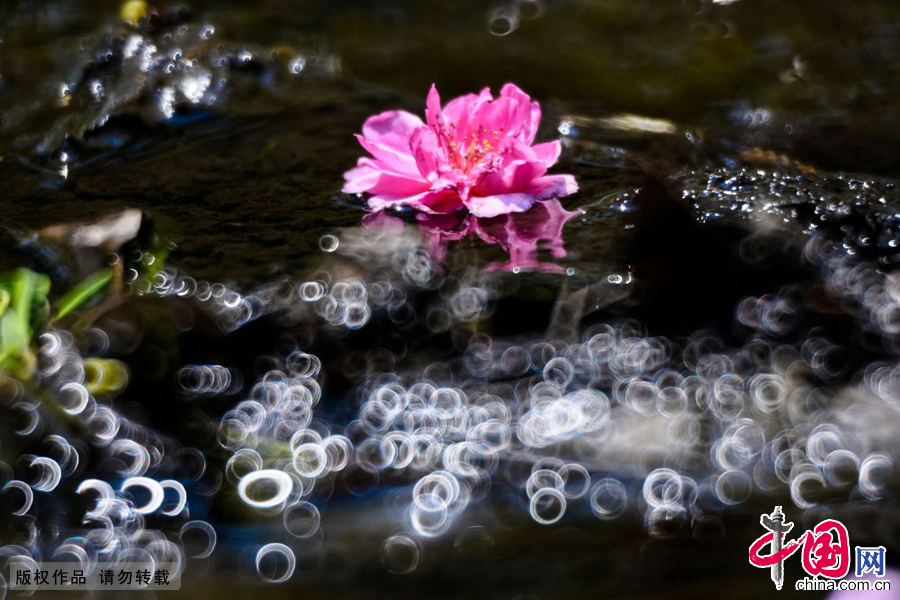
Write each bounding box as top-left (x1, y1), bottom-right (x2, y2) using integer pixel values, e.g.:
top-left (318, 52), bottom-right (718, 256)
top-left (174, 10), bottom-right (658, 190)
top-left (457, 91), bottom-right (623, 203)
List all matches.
top-left (365, 199), bottom-right (582, 273)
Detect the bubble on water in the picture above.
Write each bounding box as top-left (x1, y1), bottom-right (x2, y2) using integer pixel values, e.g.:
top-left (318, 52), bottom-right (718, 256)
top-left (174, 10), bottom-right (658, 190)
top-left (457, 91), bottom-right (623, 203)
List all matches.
top-left (426, 307), bottom-right (452, 333)
top-left (410, 500), bottom-right (450, 537)
top-left (345, 302), bottom-right (371, 329)
top-left (488, 6), bottom-right (518, 35)
top-left (402, 250), bottom-right (435, 286)
top-left (177, 364), bottom-right (237, 396)
top-left (58, 382), bottom-right (90, 415)
top-left (624, 379), bottom-right (659, 416)
top-left (450, 286), bottom-right (488, 320)
top-left (13, 402), bottom-right (40, 437)
top-left (317, 234), bottom-right (341, 254)
top-left (256, 543), bottom-right (295, 583)
top-left (408, 471), bottom-right (464, 537)
top-left (44, 435), bottom-right (79, 476)
top-left (643, 469), bottom-right (684, 509)
top-left (52, 542), bottom-right (89, 569)
top-left (292, 444), bottom-right (327, 478)
top-left (179, 520), bottom-right (217, 558)
top-left (467, 420), bottom-right (511, 456)
top-left (749, 373), bottom-right (786, 413)
top-left (646, 504), bottom-right (688, 540)
top-left (859, 452), bottom-right (893, 500)
top-left (76, 479), bottom-right (115, 518)
top-left (559, 463), bottom-right (591, 499)
top-left (226, 448), bottom-right (263, 483)
top-left (299, 281), bottom-right (326, 302)
top-left (286, 352), bottom-right (321, 378)
top-left (529, 487), bottom-right (566, 525)
top-left (86, 405), bottom-right (120, 445)
top-left (414, 472), bottom-right (460, 511)
top-left (526, 469), bottom-right (563, 499)
top-left (714, 469), bottom-right (752, 505)
top-left (121, 477), bottom-right (165, 514)
top-left (822, 449), bottom-right (859, 488)
top-left (543, 357), bottom-right (575, 389)
top-left (3, 480), bottom-right (33, 516)
top-left (289, 56), bottom-right (306, 74)
top-left (383, 431), bottom-right (415, 469)
top-left (28, 456), bottom-right (61, 492)
top-left (806, 428), bottom-right (844, 466)
top-left (500, 346), bottom-right (531, 376)
top-left (238, 469), bottom-right (293, 509)
top-left (110, 439), bottom-right (151, 477)
top-left (322, 435), bottom-right (352, 472)
top-left (790, 466), bottom-right (826, 509)
top-left (590, 478), bottom-right (628, 519)
top-left (15, 191), bottom-right (900, 588)
top-left (380, 534), bottom-right (420, 574)
top-left (283, 501), bottom-right (320, 538)
top-left (160, 480), bottom-right (188, 516)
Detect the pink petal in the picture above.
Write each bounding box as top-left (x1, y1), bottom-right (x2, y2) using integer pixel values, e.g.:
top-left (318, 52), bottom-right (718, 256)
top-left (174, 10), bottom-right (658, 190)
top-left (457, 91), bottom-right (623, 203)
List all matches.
top-left (527, 174), bottom-right (579, 199)
top-left (368, 188), bottom-right (463, 214)
top-left (343, 155), bottom-right (429, 191)
top-left (499, 83), bottom-right (530, 103)
top-left (410, 126), bottom-right (444, 178)
top-left (342, 163), bottom-right (381, 194)
top-left (470, 139), bottom-right (545, 196)
top-left (343, 154), bottom-right (431, 196)
top-left (531, 141), bottom-right (561, 168)
top-left (362, 171), bottom-right (432, 196)
top-left (499, 83), bottom-right (541, 143)
top-left (425, 83), bottom-right (444, 131)
top-left (465, 192), bottom-right (535, 218)
top-left (474, 97), bottom-right (522, 138)
top-left (362, 110), bottom-right (423, 153)
top-left (472, 159), bottom-right (547, 196)
top-left (355, 134), bottom-right (419, 176)
top-left (527, 103), bottom-right (541, 144)
top-left (444, 87), bottom-right (493, 146)
top-left (443, 87), bottom-right (492, 122)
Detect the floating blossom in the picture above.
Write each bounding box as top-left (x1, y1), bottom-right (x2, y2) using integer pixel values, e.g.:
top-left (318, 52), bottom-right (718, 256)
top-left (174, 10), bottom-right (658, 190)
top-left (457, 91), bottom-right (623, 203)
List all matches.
top-left (343, 83), bottom-right (578, 218)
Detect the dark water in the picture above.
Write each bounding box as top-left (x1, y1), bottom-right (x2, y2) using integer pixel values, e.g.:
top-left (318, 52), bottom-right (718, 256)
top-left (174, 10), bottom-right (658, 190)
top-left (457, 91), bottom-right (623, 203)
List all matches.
top-left (1, 1), bottom-right (900, 598)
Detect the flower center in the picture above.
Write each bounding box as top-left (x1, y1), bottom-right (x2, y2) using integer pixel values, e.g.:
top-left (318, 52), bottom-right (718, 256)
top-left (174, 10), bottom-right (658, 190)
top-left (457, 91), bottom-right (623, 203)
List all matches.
top-left (435, 122), bottom-right (506, 174)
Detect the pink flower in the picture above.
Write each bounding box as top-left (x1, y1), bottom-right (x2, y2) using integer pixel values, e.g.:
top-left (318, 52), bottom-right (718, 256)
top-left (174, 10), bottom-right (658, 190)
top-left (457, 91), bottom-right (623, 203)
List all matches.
top-left (343, 83), bottom-right (578, 218)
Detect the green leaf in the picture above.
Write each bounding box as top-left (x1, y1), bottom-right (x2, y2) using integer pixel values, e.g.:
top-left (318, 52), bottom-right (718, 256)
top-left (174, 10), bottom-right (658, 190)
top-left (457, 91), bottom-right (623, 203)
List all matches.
top-left (0, 288), bottom-right (9, 316)
top-left (0, 308), bottom-right (27, 358)
top-left (11, 268), bottom-right (37, 339)
top-left (33, 273), bottom-right (51, 303)
top-left (52, 269), bottom-right (113, 322)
